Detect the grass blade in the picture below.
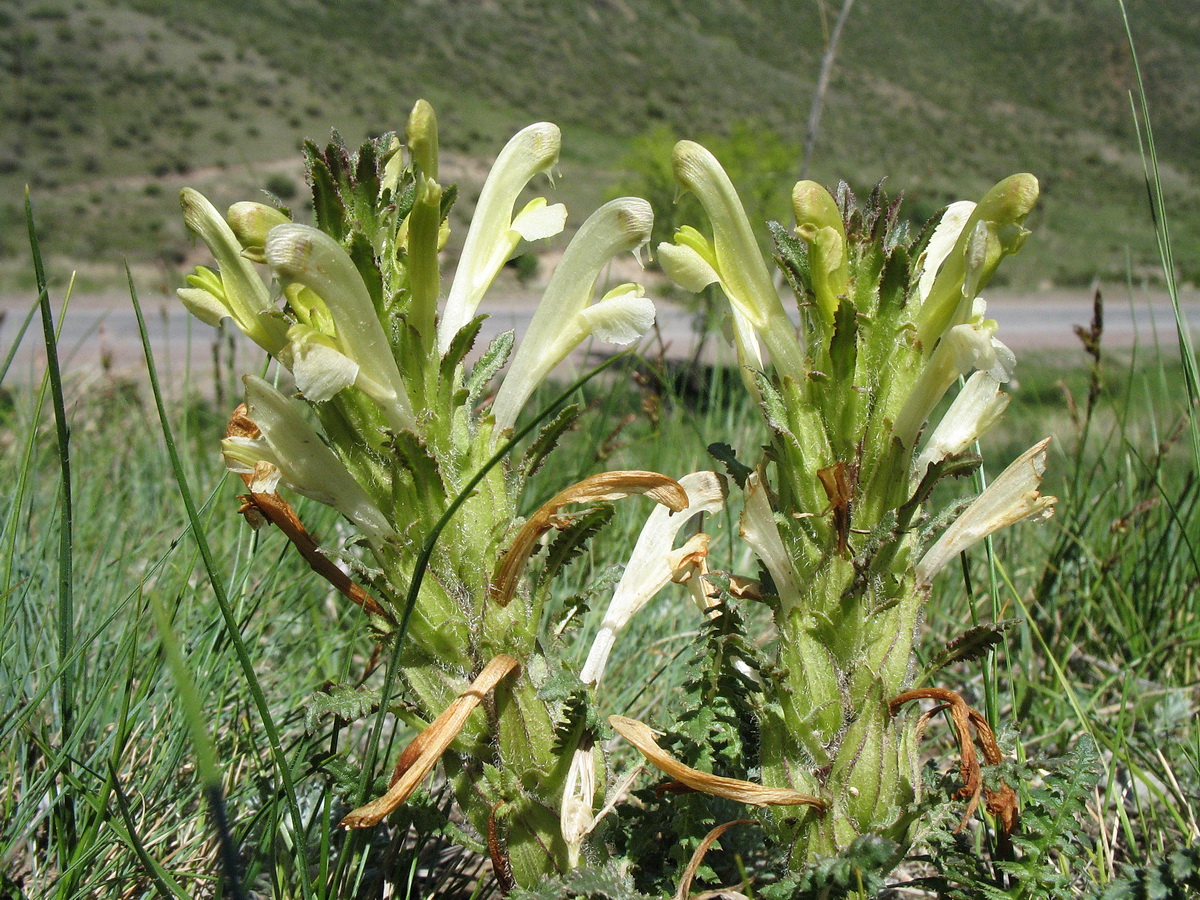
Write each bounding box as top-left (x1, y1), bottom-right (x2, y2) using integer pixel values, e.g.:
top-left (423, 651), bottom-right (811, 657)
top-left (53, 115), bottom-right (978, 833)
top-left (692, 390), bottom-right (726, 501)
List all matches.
top-left (25, 189), bottom-right (78, 864)
top-left (128, 265), bottom-right (316, 900)
top-left (1119, 0), bottom-right (1200, 474)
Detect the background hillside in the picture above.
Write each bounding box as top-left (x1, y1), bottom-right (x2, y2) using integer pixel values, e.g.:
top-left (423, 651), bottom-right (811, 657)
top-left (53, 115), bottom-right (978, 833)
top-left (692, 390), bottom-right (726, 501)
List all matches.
top-left (4, 0), bottom-right (1200, 289)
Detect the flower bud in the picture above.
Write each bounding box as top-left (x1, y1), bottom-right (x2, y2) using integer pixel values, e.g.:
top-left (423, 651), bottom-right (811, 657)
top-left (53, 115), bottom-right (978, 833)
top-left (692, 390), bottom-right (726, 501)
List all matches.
top-left (227, 201), bottom-right (290, 263)
top-left (792, 181), bottom-right (849, 324)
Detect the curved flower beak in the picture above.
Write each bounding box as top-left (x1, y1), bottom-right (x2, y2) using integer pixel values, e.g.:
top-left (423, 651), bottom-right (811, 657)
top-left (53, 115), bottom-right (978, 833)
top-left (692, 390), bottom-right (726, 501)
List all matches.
top-left (178, 188), bottom-right (288, 355)
top-left (490, 470), bottom-right (687, 607)
top-left (490, 197), bottom-right (654, 432)
top-left (915, 437), bottom-right (1057, 587)
top-left (265, 224), bottom-right (416, 432)
top-left (222, 376), bottom-right (394, 548)
top-left (914, 174), bottom-right (1038, 348)
top-left (609, 715), bottom-right (826, 809)
top-left (436, 122), bottom-right (566, 353)
top-left (665, 141), bottom-right (804, 383)
top-left (342, 655), bottom-right (520, 828)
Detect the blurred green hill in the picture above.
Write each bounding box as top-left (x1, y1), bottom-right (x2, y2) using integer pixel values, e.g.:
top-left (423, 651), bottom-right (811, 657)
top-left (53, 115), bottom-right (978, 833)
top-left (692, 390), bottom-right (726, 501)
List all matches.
top-left (4, 0), bottom-right (1199, 287)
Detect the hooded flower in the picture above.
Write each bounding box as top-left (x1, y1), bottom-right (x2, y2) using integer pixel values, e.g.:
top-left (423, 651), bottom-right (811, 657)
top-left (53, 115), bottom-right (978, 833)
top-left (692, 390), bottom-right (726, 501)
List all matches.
top-left (658, 141), bottom-right (805, 384)
top-left (178, 188), bottom-right (289, 355)
top-left (490, 198), bottom-right (654, 432)
top-left (265, 224), bottom-right (416, 432)
top-left (579, 471), bottom-right (727, 686)
top-left (221, 376), bottom-right (394, 548)
top-left (791, 180), bottom-right (850, 325)
top-left (436, 122), bottom-right (566, 353)
top-left (915, 437), bottom-right (1057, 586)
top-left (914, 174), bottom-right (1038, 348)
top-left (893, 301), bottom-right (1015, 448)
top-left (912, 370), bottom-right (1010, 481)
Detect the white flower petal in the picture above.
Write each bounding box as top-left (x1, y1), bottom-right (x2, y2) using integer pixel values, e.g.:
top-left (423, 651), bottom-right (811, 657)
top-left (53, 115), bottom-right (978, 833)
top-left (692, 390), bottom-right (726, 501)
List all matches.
top-left (579, 472), bottom-right (727, 686)
top-left (266, 224), bottom-right (414, 431)
top-left (240, 375), bottom-right (395, 547)
top-left (510, 198), bottom-right (567, 242)
top-left (577, 285), bottom-right (655, 345)
top-left (560, 743), bottom-right (597, 867)
top-left (437, 122), bottom-right (562, 353)
top-left (179, 188), bottom-right (287, 353)
top-left (289, 338), bottom-right (360, 403)
top-left (657, 241), bottom-right (720, 293)
top-left (913, 371), bottom-right (1009, 480)
top-left (491, 198), bottom-right (653, 432)
top-left (739, 472), bottom-right (803, 613)
top-left (671, 141), bottom-right (804, 382)
top-left (915, 438), bottom-right (1056, 586)
top-left (918, 200), bottom-right (976, 303)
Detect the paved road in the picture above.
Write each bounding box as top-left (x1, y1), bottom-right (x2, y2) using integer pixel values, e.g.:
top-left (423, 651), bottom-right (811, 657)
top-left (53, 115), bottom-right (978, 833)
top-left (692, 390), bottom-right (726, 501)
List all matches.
top-left (2, 285), bottom-right (1197, 393)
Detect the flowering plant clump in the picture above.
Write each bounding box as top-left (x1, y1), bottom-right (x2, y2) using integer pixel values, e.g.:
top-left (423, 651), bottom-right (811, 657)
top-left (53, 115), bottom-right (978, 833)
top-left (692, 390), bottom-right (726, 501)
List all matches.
top-left (642, 140), bottom-right (1055, 869)
top-left (178, 99), bottom-right (1057, 894)
top-left (177, 101), bottom-right (735, 886)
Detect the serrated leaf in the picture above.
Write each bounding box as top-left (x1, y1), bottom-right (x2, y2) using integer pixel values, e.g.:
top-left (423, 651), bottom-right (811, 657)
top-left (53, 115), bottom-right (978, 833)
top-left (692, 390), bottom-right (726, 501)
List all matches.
top-left (441, 314), bottom-right (484, 377)
top-left (899, 451), bottom-right (983, 527)
top-left (305, 684), bottom-right (380, 733)
top-left (754, 371), bottom-right (795, 439)
top-left (305, 138), bottom-right (346, 241)
top-left (439, 182), bottom-right (458, 221)
top-left (520, 404), bottom-right (580, 480)
top-left (771, 219), bottom-right (811, 294)
top-left (921, 619), bottom-right (1020, 682)
top-left (389, 429), bottom-right (447, 514)
top-left (707, 441), bottom-right (753, 489)
top-left (347, 231), bottom-right (384, 315)
top-left (394, 179), bottom-right (416, 224)
top-left (466, 328), bottom-right (513, 408)
top-left (537, 505), bottom-right (614, 591)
